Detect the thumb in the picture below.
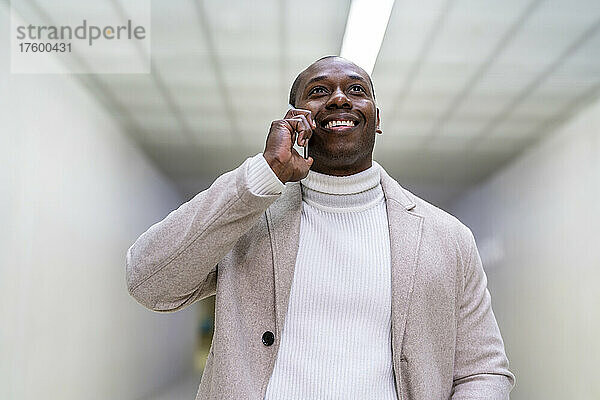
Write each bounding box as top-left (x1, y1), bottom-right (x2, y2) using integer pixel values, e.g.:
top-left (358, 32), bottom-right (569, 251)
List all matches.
top-left (302, 157), bottom-right (314, 178)
top-left (294, 156), bottom-right (313, 181)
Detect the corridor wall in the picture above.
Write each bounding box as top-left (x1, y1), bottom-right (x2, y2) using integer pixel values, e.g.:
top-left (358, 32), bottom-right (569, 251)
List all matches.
top-left (0, 4), bottom-right (198, 400)
top-left (449, 96), bottom-right (600, 399)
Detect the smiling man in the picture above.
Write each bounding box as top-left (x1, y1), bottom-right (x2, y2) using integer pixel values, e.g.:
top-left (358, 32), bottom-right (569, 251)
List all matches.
top-left (126, 56), bottom-right (515, 399)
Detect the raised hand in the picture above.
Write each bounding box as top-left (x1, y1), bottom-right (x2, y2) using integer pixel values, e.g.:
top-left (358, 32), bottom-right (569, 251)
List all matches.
top-left (263, 108), bottom-right (315, 183)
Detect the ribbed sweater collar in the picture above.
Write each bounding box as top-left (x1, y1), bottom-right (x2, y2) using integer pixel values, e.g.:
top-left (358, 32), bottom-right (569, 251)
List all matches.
top-left (300, 161), bottom-right (384, 212)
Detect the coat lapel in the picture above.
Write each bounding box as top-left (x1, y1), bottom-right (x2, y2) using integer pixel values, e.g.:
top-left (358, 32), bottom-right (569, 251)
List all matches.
top-left (379, 166), bottom-right (424, 380)
top-left (265, 182), bottom-right (303, 338)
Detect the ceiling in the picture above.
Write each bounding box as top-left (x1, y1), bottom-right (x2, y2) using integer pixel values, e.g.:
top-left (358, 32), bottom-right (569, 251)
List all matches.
top-left (12, 0), bottom-right (600, 206)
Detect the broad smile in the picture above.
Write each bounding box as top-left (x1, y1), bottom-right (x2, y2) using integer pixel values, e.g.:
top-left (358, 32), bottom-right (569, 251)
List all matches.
top-left (319, 114), bottom-right (361, 133)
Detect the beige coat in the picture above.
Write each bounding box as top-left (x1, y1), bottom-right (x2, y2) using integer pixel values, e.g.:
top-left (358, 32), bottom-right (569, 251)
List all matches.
top-left (126, 157), bottom-right (515, 399)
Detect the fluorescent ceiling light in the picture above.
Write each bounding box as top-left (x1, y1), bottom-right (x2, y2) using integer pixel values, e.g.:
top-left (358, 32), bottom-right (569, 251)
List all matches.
top-left (340, 0), bottom-right (395, 75)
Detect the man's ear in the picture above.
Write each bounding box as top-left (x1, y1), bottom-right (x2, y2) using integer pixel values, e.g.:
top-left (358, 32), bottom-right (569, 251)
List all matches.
top-left (376, 107), bottom-right (382, 134)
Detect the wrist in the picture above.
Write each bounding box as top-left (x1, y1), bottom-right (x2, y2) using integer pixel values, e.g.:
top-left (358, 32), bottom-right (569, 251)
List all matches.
top-left (263, 152), bottom-right (290, 183)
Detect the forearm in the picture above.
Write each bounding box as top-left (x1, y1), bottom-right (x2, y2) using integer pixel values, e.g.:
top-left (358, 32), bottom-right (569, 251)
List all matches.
top-left (125, 154), bottom-right (284, 312)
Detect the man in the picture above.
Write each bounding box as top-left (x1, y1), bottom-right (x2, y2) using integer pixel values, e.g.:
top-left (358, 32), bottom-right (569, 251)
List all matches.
top-left (126, 56), bottom-right (515, 399)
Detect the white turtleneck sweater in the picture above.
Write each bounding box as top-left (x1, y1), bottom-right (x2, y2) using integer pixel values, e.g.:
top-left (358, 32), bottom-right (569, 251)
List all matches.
top-left (246, 153), bottom-right (397, 400)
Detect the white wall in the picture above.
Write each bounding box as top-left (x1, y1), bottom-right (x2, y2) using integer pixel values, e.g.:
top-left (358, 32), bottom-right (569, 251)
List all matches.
top-left (0, 5), bottom-right (198, 400)
top-left (449, 99), bottom-right (600, 399)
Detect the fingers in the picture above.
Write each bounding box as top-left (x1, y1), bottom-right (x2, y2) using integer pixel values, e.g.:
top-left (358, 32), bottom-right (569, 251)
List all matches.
top-left (285, 108), bottom-right (316, 145)
top-left (284, 117), bottom-right (312, 147)
top-left (263, 108), bottom-right (315, 183)
top-left (285, 107), bottom-right (316, 128)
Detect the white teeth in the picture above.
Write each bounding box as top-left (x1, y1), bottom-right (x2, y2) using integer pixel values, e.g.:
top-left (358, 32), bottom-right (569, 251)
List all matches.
top-left (326, 120), bottom-right (355, 129)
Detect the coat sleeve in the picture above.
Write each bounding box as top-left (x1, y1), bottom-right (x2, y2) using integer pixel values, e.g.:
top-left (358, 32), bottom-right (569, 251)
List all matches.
top-left (451, 228), bottom-right (516, 399)
top-left (125, 155), bottom-right (283, 312)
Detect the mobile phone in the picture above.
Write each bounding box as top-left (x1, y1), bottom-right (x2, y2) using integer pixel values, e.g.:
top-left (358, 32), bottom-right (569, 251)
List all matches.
top-left (303, 139), bottom-right (309, 159)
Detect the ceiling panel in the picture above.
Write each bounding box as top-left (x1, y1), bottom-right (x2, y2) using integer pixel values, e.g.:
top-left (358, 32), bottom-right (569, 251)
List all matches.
top-left (106, 85), bottom-right (168, 110)
top-left (129, 113), bottom-right (190, 144)
top-left (230, 87), bottom-right (284, 112)
top-left (174, 85), bottom-right (225, 111)
top-left (426, 135), bottom-right (472, 152)
top-left (220, 60), bottom-right (280, 88)
top-left (155, 56), bottom-right (217, 88)
top-left (97, 75), bottom-right (165, 109)
top-left (375, 0), bottom-right (449, 115)
top-left (151, 0), bottom-right (208, 54)
top-left (435, 118), bottom-right (494, 138)
top-left (207, 0), bottom-right (279, 59)
top-left (385, 117), bottom-right (435, 139)
top-left (285, 0), bottom-right (349, 56)
top-left (136, 128), bottom-right (190, 146)
top-left (377, 0), bottom-right (449, 64)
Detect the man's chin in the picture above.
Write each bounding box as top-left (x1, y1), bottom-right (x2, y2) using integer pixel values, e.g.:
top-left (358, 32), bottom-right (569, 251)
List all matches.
top-left (312, 150), bottom-right (355, 163)
top-left (309, 150), bottom-right (370, 175)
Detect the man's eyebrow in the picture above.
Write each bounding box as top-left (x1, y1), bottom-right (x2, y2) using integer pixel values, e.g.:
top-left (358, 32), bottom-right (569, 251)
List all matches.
top-left (347, 74), bottom-right (369, 85)
top-left (304, 74), bottom-right (370, 89)
top-left (305, 75), bottom-right (329, 87)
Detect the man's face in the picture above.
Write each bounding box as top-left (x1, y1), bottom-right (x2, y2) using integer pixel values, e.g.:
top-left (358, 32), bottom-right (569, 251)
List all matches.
top-left (294, 58), bottom-right (380, 176)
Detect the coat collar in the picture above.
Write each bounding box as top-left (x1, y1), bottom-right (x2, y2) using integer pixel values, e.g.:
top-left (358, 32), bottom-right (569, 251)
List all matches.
top-left (378, 162), bottom-right (417, 211)
top-left (265, 163), bottom-right (423, 381)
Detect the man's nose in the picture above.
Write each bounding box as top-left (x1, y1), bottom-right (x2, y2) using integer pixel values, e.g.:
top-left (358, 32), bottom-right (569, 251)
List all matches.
top-left (326, 88), bottom-right (352, 109)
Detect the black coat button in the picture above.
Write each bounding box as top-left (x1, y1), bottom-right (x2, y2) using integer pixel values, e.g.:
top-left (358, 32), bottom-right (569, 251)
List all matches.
top-left (262, 331), bottom-right (275, 346)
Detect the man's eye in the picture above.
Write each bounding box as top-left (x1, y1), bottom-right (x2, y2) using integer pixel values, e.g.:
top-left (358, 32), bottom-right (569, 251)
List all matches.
top-left (309, 87), bottom-right (327, 95)
top-left (350, 85), bottom-right (365, 93)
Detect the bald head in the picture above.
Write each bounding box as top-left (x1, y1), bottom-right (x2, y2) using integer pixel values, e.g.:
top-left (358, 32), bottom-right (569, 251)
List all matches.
top-left (288, 56), bottom-right (376, 107)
